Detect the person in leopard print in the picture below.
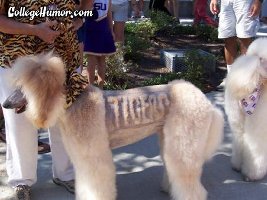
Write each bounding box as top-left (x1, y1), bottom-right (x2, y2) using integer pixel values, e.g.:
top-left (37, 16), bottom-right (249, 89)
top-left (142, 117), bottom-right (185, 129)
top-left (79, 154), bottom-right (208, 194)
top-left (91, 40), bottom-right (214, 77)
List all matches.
top-left (0, 0), bottom-right (93, 199)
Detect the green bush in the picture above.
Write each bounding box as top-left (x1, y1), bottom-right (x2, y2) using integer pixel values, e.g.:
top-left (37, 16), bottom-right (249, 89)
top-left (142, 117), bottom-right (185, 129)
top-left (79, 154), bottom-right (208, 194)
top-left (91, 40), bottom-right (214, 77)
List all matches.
top-left (194, 25), bottom-right (219, 42)
top-left (150, 11), bottom-right (177, 30)
top-left (182, 49), bottom-right (207, 90)
top-left (124, 33), bottom-right (150, 62)
top-left (142, 49), bottom-right (207, 90)
top-left (125, 20), bottom-right (157, 38)
top-left (142, 73), bottom-right (182, 86)
top-left (104, 45), bottom-right (139, 90)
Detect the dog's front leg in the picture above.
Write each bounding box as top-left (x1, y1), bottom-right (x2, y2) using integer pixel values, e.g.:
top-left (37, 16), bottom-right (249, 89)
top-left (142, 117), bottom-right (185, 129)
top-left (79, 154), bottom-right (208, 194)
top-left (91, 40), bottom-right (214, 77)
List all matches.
top-left (61, 128), bottom-right (116, 200)
top-left (231, 131), bottom-right (244, 172)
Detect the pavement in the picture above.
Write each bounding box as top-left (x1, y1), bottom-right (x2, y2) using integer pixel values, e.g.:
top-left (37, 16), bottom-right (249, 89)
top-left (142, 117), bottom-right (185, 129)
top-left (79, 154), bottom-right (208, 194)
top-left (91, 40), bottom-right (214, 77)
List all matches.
top-left (1, 90), bottom-right (267, 200)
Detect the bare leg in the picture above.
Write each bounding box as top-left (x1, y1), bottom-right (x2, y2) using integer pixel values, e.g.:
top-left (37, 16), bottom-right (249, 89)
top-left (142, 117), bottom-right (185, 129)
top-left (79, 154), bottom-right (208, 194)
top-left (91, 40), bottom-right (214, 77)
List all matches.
top-left (224, 37), bottom-right (238, 65)
top-left (158, 131), bottom-right (170, 193)
top-left (96, 56), bottom-right (106, 89)
top-left (113, 21), bottom-right (126, 43)
top-left (239, 37), bottom-right (252, 55)
top-left (87, 55), bottom-right (98, 84)
top-left (131, 0), bottom-right (139, 17)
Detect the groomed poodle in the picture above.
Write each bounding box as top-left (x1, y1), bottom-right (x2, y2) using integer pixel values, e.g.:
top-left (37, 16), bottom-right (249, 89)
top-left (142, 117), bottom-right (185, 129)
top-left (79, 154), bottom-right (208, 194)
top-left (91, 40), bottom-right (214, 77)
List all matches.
top-left (225, 38), bottom-right (267, 181)
top-left (3, 52), bottom-right (224, 200)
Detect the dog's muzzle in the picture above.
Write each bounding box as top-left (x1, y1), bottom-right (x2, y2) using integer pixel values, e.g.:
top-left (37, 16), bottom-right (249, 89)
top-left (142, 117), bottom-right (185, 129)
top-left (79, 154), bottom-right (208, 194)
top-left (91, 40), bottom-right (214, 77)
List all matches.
top-left (3, 88), bottom-right (28, 114)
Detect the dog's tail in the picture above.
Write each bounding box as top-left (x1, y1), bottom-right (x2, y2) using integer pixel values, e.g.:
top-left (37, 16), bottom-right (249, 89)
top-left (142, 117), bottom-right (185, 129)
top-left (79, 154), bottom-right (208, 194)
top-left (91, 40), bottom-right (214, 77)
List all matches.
top-left (204, 107), bottom-right (224, 160)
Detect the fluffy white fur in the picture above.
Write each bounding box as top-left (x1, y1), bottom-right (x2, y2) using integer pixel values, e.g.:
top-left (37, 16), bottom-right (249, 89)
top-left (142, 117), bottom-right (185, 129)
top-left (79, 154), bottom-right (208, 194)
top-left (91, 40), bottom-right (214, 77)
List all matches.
top-left (225, 38), bottom-right (267, 181)
top-left (8, 53), bottom-right (224, 200)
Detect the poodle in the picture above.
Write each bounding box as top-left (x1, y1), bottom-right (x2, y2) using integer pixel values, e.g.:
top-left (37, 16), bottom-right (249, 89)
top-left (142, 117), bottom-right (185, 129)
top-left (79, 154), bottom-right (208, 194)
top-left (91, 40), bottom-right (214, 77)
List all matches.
top-left (3, 52), bottom-right (224, 200)
top-left (225, 38), bottom-right (267, 181)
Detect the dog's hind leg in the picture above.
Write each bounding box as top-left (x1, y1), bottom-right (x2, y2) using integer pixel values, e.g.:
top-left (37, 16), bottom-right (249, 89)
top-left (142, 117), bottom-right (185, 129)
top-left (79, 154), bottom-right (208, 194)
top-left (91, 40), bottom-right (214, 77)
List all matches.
top-left (161, 81), bottom-right (223, 200)
top-left (158, 131), bottom-right (170, 194)
top-left (162, 124), bottom-right (208, 200)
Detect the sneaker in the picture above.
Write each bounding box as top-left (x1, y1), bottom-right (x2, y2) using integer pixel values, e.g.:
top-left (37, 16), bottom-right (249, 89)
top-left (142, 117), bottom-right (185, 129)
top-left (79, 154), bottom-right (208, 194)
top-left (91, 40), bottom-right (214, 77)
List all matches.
top-left (140, 11), bottom-right (145, 18)
top-left (217, 79), bottom-right (226, 90)
top-left (14, 185), bottom-right (31, 200)
top-left (130, 11), bottom-right (136, 19)
top-left (53, 178), bottom-right (75, 194)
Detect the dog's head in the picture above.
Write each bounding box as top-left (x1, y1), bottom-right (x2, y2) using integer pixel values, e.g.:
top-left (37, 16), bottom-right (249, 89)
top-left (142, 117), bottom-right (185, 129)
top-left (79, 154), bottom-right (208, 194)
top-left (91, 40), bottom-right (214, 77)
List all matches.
top-left (3, 52), bottom-right (66, 128)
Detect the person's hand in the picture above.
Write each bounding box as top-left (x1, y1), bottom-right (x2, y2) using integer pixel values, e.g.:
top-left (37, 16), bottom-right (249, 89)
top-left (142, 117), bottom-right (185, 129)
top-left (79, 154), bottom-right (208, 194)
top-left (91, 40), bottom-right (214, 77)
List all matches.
top-left (72, 18), bottom-right (84, 31)
top-left (210, 0), bottom-right (219, 15)
top-left (34, 20), bottom-right (60, 44)
top-left (249, 0), bottom-right (262, 17)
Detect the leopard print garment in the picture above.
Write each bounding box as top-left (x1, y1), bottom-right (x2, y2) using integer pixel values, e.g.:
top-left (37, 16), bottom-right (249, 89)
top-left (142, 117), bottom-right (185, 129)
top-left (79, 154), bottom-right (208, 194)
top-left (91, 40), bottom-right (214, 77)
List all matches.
top-left (0, 0), bottom-right (88, 107)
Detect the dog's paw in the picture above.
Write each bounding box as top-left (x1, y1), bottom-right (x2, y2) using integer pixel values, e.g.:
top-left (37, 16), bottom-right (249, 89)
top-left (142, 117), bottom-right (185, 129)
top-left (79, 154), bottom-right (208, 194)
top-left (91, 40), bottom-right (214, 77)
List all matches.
top-left (242, 175), bottom-right (256, 182)
top-left (241, 169), bottom-right (267, 182)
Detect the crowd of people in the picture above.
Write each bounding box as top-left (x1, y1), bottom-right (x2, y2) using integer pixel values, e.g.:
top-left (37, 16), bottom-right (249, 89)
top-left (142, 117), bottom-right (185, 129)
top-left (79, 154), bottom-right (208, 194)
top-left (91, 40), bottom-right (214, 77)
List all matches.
top-left (0, 0), bottom-right (266, 199)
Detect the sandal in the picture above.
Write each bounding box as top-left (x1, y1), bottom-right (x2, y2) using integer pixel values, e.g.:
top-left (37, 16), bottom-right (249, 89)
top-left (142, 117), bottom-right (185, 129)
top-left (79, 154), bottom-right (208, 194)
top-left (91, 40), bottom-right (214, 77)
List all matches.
top-left (38, 141), bottom-right (51, 154)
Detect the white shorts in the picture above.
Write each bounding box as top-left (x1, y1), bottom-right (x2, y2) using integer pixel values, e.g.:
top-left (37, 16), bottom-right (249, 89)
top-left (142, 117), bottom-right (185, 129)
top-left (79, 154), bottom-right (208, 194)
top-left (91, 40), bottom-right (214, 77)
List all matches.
top-left (112, 1), bottom-right (129, 22)
top-left (218, 0), bottom-right (260, 39)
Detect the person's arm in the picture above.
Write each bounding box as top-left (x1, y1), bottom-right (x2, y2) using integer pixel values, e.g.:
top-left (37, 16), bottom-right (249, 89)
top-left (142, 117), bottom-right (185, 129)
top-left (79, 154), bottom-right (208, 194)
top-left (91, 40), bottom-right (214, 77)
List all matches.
top-left (0, 4), bottom-right (60, 44)
top-left (209, 0), bottom-right (219, 15)
top-left (73, 0), bottom-right (94, 31)
top-left (250, 0), bottom-right (262, 17)
top-left (79, 0), bottom-right (94, 10)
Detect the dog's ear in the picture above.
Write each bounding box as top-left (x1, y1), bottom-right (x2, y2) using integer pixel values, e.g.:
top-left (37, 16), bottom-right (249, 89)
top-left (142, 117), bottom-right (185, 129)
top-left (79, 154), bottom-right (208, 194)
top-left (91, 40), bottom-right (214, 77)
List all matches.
top-left (257, 58), bottom-right (267, 78)
top-left (225, 55), bottom-right (260, 99)
top-left (247, 38), bottom-right (267, 59)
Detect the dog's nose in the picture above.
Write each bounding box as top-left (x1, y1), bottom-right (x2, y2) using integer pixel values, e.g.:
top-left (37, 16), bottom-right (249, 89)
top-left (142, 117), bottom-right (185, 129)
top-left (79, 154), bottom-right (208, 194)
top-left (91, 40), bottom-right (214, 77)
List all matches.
top-left (2, 88), bottom-right (27, 110)
top-left (2, 100), bottom-right (12, 109)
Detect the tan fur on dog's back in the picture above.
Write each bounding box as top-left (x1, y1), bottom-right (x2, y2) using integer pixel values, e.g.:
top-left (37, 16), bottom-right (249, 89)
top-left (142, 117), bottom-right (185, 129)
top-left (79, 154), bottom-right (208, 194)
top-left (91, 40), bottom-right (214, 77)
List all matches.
top-left (12, 53), bottom-right (66, 128)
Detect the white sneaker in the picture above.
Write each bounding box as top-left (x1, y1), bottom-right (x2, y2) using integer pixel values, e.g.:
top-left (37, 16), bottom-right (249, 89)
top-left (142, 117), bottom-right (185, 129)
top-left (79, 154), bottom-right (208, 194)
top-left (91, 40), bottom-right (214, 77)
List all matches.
top-left (140, 11), bottom-right (145, 18)
top-left (217, 79), bottom-right (225, 89)
top-left (130, 11), bottom-right (136, 19)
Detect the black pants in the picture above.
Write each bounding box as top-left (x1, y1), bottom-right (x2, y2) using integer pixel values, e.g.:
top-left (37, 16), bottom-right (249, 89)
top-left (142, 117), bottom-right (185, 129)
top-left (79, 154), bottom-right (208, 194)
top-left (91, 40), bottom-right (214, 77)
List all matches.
top-left (149, 0), bottom-right (171, 15)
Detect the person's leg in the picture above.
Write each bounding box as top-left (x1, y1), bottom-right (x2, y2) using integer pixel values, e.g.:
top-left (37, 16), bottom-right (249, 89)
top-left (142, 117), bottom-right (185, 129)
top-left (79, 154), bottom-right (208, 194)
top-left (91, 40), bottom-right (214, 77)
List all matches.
top-left (131, 0), bottom-right (138, 17)
top-left (113, 21), bottom-right (126, 43)
top-left (96, 56), bottom-right (106, 89)
top-left (0, 67), bottom-right (38, 188)
top-left (112, 1), bottom-right (128, 43)
top-left (218, 0), bottom-right (236, 72)
top-left (224, 36), bottom-right (238, 65)
top-left (193, 0), bottom-right (202, 25)
top-left (234, 0), bottom-right (259, 54)
top-left (238, 38), bottom-right (253, 55)
top-left (48, 125), bottom-right (74, 175)
top-left (172, 0), bottom-right (179, 20)
top-left (139, 0), bottom-right (145, 17)
top-left (87, 55), bottom-right (98, 84)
